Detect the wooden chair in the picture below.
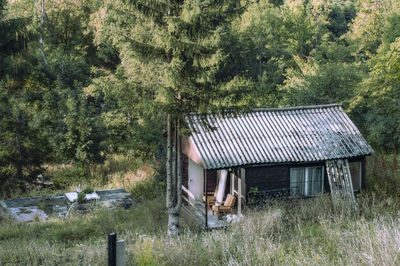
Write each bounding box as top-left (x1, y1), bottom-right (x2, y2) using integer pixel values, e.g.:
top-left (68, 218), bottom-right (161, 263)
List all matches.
top-left (203, 191), bottom-right (217, 207)
top-left (212, 194), bottom-right (236, 215)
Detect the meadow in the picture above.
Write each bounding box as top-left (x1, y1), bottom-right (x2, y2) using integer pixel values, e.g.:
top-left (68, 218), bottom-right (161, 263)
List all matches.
top-left (0, 154), bottom-right (399, 265)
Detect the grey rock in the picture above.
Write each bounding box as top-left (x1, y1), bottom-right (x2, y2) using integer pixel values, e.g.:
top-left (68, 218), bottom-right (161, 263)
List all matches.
top-left (0, 188), bottom-right (134, 223)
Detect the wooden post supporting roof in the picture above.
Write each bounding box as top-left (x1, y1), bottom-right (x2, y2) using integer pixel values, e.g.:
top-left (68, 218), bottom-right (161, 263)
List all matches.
top-left (204, 169), bottom-right (208, 230)
top-left (238, 173), bottom-right (242, 216)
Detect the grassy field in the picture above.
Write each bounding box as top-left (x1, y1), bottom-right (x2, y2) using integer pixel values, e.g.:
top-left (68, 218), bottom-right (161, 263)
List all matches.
top-left (0, 154), bottom-right (399, 265)
top-left (1, 193), bottom-right (400, 265)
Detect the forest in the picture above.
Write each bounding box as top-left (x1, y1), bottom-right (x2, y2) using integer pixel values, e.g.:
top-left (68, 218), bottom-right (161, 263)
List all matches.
top-left (2, 0), bottom-right (400, 264)
top-left (1, 0), bottom-right (400, 196)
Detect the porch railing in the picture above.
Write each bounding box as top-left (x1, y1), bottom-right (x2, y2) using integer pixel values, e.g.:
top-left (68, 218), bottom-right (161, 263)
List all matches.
top-left (182, 185), bottom-right (196, 207)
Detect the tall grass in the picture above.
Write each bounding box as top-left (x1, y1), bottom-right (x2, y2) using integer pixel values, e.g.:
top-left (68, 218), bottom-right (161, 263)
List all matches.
top-left (136, 194), bottom-right (400, 265)
top-left (1, 193), bottom-right (400, 265)
top-left (366, 154), bottom-right (400, 198)
top-left (1, 153), bottom-right (400, 265)
top-left (0, 197), bottom-right (167, 265)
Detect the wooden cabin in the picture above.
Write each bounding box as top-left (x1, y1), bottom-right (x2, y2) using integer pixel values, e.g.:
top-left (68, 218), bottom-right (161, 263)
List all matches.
top-left (180, 104), bottom-right (374, 229)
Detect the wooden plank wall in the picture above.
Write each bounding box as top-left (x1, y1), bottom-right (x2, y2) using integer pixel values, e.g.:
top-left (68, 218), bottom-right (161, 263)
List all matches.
top-left (182, 154), bottom-right (188, 188)
top-left (361, 157), bottom-right (366, 190)
top-left (245, 166), bottom-right (289, 192)
top-left (205, 170), bottom-right (218, 194)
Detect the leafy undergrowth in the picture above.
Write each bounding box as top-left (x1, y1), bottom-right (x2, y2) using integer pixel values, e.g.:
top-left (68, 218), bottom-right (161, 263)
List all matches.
top-left (1, 154), bottom-right (155, 200)
top-left (1, 193), bottom-right (400, 265)
top-left (366, 154), bottom-right (400, 198)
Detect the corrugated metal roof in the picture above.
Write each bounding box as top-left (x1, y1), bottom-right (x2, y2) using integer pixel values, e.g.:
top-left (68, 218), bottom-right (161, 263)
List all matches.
top-left (187, 104), bottom-right (374, 170)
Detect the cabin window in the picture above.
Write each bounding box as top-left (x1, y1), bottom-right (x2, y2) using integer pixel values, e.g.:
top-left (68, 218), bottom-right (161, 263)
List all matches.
top-left (349, 161), bottom-right (362, 191)
top-left (290, 166), bottom-right (324, 196)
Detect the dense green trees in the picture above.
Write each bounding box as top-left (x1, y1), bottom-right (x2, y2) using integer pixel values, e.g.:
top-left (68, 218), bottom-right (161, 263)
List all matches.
top-left (350, 1), bottom-right (400, 152)
top-left (0, 0), bottom-right (47, 193)
top-left (116, 0), bottom-right (246, 236)
top-left (1, 0), bottom-right (400, 196)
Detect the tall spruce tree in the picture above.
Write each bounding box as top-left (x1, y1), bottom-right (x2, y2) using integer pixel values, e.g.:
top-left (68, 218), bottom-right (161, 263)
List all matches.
top-left (0, 0), bottom-right (49, 195)
top-left (125, 0), bottom-right (245, 236)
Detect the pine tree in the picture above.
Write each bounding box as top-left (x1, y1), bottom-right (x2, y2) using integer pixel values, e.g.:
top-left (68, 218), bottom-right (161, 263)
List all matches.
top-left (0, 0), bottom-right (49, 195)
top-left (125, 0), bottom-right (245, 236)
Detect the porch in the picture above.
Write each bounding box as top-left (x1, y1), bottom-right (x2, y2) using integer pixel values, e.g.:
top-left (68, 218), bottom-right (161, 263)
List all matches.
top-left (181, 200), bottom-right (228, 229)
top-left (181, 167), bottom-right (244, 230)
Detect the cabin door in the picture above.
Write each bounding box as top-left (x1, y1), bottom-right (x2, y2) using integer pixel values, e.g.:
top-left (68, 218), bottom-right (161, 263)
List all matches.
top-left (188, 159), bottom-right (204, 202)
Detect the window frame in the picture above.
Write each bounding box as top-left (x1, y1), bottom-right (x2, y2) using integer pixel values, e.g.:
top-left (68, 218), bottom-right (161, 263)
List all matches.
top-left (290, 166), bottom-right (324, 197)
top-left (349, 161), bottom-right (362, 192)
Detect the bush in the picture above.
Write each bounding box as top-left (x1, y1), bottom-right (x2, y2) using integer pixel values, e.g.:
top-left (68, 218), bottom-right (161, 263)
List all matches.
top-left (77, 192), bottom-right (86, 203)
top-left (366, 154), bottom-right (400, 198)
top-left (49, 165), bottom-right (89, 189)
top-left (129, 178), bottom-right (164, 201)
top-left (83, 186), bottom-right (94, 194)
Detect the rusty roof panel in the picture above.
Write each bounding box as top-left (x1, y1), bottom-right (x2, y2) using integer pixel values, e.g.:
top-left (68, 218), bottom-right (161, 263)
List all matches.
top-left (186, 104), bottom-right (374, 170)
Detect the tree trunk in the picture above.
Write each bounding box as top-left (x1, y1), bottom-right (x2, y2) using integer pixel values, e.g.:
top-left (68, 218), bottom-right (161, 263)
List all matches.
top-left (166, 116), bottom-right (182, 237)
top-left (166, 115), bottom-right (173, 210)
top-left (15, 112), bottom-right (23, 180)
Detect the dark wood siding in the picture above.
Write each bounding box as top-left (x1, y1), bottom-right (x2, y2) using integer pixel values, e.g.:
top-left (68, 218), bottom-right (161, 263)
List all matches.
top-left (361, 157), bottom-right (366, 190)
top-left (182, 154), bottom-right (188, 188)
top-left (245, 166), bottom-right (289, 192)
top-left (205, 170), bottom-right (217, 193)
top-left (324, 167), bottom-right (330, 193)
top-left (240, 158), bottom-right (367, 199)
top-left (349, 157), bottom-right (366, 192)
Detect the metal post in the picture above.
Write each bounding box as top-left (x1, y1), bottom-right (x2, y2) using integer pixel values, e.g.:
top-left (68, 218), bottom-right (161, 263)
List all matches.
top-left (204, 169), bottom-right (208, 229)
top-left (108, 233), bottom-right (117, 266)
top-left (116, 239), bottom-right (126, 266)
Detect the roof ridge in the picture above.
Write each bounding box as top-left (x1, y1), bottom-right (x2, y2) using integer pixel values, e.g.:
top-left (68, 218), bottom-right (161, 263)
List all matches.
top-left (253, 104), bottom-right (342, 112)
top-left (188, 104), bottom-right (342, 116)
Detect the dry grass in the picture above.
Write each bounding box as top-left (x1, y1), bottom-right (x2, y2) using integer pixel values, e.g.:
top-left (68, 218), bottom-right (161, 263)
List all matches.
top-left (2, 193), bottom-right (400, 265)
top-left (2, 153), bottom-right (400, 265)
top-left (7, 155), bottom-right (156, 199)
top-left (131, 194), bottom-right (400, 265)
top-left (104, 164), bottom-right (154, 190)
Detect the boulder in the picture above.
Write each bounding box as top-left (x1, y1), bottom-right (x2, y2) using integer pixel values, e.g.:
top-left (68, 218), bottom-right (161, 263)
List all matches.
top-left (0, 188), bottom-right (134, 223)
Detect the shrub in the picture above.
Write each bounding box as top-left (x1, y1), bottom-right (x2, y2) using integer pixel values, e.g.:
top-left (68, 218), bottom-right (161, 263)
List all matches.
top-left (129, 178), bottom-right (164, 201)
top-left (83, 186), bottom-right (94, 194)
top-left (49, 165), bottom-right (89, 189)
top-left (77, 192), bottom-right (86, 203)
top-left (366, 154), bottom-right (400, 198)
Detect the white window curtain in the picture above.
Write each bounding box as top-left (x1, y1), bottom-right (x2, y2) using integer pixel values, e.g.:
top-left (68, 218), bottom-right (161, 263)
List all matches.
top-left (290, 166), bottom-right (323, 196)
top-left (290, 167), bottom-right (305, 196)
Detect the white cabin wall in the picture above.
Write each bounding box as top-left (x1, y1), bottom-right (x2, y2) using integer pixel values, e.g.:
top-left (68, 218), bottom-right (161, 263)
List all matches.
top-left (188, 158), bottom-right (204, 201)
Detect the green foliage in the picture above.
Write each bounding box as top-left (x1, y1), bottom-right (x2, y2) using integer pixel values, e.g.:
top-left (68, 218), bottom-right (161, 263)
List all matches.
top-left (49, 165), bottom-right (88, 190)
top-left (118, 0), bottom-right (247, 119)
top-left (281, 54), bottom-right (364, 108)
top-left (1, 0), bottom-right (400, 194)
top-left (350, 15), bottom-right (400, 152)
top-left (129, 178), bottom-right (164, 201)
top-left (83, 186), bottom-right (94, 194)
top-left (247, 186), bottom-right (259, 206)
top-left (0, 196), bottom-right (167, 243)
top-left (366, 154), bottom-right (400, 198)
top-left (77, 192), bottom-right (86, 203)
top-left (347, 0), bottom-right (388, 56)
